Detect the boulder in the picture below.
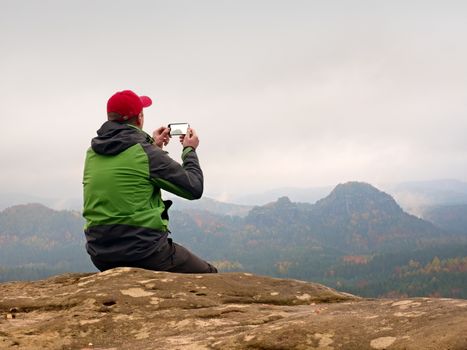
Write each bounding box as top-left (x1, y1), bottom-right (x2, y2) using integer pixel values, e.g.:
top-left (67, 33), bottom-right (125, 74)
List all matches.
top-left (0, 268), bottom-right (466, 349)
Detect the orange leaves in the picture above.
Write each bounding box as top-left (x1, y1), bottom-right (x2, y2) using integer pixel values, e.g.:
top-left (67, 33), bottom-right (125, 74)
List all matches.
top-left (342, 255), bottom-right (369, 265)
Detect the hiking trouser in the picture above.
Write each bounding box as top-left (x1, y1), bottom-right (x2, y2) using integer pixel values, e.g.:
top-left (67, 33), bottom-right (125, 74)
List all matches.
top-left (90, 238), bottom-right (218, 274)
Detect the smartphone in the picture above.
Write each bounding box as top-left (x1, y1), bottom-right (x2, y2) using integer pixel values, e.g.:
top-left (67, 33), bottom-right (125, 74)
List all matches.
top-left (168, 123), bottom-right (190, 136)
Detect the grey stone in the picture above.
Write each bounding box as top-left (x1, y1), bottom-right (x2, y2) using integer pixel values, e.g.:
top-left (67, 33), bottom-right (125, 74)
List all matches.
top-left (0, 268), bottom-right (466, 349)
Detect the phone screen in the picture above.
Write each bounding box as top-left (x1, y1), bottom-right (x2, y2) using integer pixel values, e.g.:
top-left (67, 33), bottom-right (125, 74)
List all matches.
top-left (168, 123), bottom-right (189, 136)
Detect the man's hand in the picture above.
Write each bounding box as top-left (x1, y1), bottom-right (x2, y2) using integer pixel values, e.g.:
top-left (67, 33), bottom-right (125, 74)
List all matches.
top-left (180, 128), bottom-right (199, 150)
top-left (153, 126), bottom-right (170, 148)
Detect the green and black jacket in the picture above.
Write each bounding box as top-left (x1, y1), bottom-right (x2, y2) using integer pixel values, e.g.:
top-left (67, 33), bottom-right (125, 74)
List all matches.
top-left (82, 121), bottom-right (203, 262)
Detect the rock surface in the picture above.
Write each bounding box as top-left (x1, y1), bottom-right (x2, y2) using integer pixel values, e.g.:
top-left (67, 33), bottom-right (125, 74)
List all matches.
top-left (0, 268), bottom-right (466, 349)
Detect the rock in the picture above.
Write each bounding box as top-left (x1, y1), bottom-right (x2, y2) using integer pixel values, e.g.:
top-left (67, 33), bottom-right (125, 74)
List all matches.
top-left (0, 267), bottom-right (465, 349)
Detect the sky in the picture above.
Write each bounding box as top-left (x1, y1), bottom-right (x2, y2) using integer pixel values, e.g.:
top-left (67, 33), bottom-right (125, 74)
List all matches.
top-left (1, 0), bottom-right (467, 203)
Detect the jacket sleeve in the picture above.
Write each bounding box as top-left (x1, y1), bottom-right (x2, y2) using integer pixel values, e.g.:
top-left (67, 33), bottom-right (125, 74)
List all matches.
top-left (141, 143), bottom-right (203, 200)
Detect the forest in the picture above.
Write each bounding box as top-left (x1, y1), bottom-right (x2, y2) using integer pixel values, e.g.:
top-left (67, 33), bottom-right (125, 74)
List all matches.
top-left (1, 182), bottom-right (466, 298)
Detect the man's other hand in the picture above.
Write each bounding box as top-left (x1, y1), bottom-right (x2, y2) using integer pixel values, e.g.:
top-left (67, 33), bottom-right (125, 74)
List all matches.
top-left (181, 128), bottom-right (199, 150)
top-left (153, 126), bottom-right (170, 148)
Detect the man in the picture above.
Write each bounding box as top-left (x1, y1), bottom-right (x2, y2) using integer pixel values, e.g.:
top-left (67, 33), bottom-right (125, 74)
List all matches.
top-left (82, 89), bottom-right (217, 273)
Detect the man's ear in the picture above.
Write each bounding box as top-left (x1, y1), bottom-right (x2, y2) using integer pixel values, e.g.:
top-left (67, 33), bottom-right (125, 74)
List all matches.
top-left (136, 112), bottom-right (144, 127)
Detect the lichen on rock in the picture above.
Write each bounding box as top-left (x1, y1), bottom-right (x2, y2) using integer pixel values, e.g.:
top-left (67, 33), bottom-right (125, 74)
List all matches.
top-left (0, 268), bottom-right (466, 349)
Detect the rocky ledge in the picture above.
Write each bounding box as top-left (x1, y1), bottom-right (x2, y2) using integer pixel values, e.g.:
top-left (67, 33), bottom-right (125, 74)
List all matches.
top-left (0, 268), bottom-right (466, 349)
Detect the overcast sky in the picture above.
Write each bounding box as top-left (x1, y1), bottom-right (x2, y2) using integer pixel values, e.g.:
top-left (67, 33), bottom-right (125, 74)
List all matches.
top-left (1, 0), bottom-right (466, 203)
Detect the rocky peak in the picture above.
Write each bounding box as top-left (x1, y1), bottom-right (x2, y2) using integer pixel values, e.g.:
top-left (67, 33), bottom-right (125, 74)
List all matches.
top-left (316, 181), bottom-right (402, 215)
top-left (1, 268), bottom-right (466, 349)
top-left (275, 196), bottom-right (292, 205)
top-left (245, 196), bottom-right (308, 228)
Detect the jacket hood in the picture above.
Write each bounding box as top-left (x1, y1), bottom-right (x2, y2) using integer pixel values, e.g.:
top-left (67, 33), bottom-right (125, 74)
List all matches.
top-left (91, 121), bottom-right (150, 156)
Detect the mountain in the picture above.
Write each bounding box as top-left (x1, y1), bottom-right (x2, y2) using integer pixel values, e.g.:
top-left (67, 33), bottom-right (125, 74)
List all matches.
top-left (390, 179), bottom-right (467, 204)
top-left (0, 193), bottom-right (50, 211)
top-left (0, 203), bottom-right (83, 243)
top-left (0, 203), bottom-right (94, 280)
top-left (383, 179), bottom-right (467, 216)
top-left (171, 182), bottom-right (467, 298)
top-left (0, 193), bottom-right (82, 211)
top-left (168, 196), bottom-right (252, 217)
top-left (230, 185), bottom-right (333, 205)
top-left (1, 183), bottom-right (466, 298)
top-left (228, 179), bottom-right (467, 215)
top-left (2, 178), bottom-right (466, 213)
top-left (235, 182), bottom-right (443, 255)
top-left (308, 182), bottom-right (442, 253)
top-left (422, 204), bottom-right (467, 235)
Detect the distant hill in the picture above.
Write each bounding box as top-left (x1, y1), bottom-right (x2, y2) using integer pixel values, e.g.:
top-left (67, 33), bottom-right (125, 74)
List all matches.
top-left (237, 182), bottom-right (442, 255)
top-left (0, 203), bottom-right (94, 280)
top-left (171, 182), bottom-right (467, 298)
top-left (227, 179), bottom-right (467, 214)
top-left (422, 204), bottom-right (467, 235)
top-left (0, 193), bottom-right (82, 211)
top-left (230, 185), bottom-right (333, 205)
top-left (308, 182), bottom-right (442, 253)
top-left (0, 203), bottom-right (83, 242)
top-left (2, 178), bottom-right (466, 213)
top-left (383, 179), bottom-right (467, 216)
top-left (168, 196), bottom-right (252, 217)
top-left (1, 183), bottom-right (466, 298)
top-left (390, 179), bottom-right (467, 204)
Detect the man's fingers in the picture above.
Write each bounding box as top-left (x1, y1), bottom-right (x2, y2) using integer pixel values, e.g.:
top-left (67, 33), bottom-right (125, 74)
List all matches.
top-left (187, 128), bottom-right (196, 138)
top-left (154, 126), bottom-right (169, 137)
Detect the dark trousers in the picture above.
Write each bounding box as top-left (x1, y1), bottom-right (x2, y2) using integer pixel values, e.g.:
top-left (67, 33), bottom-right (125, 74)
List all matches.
top-left (90, 239), bottom-right (218, 274)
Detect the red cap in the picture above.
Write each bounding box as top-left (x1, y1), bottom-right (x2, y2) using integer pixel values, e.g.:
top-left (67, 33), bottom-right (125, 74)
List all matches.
top-left (107, 90), bottom-right (152, 120)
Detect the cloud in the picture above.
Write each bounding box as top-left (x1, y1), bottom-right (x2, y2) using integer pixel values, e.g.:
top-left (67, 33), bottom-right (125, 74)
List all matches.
top-left (1, 1), bottom-right (467, 201)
